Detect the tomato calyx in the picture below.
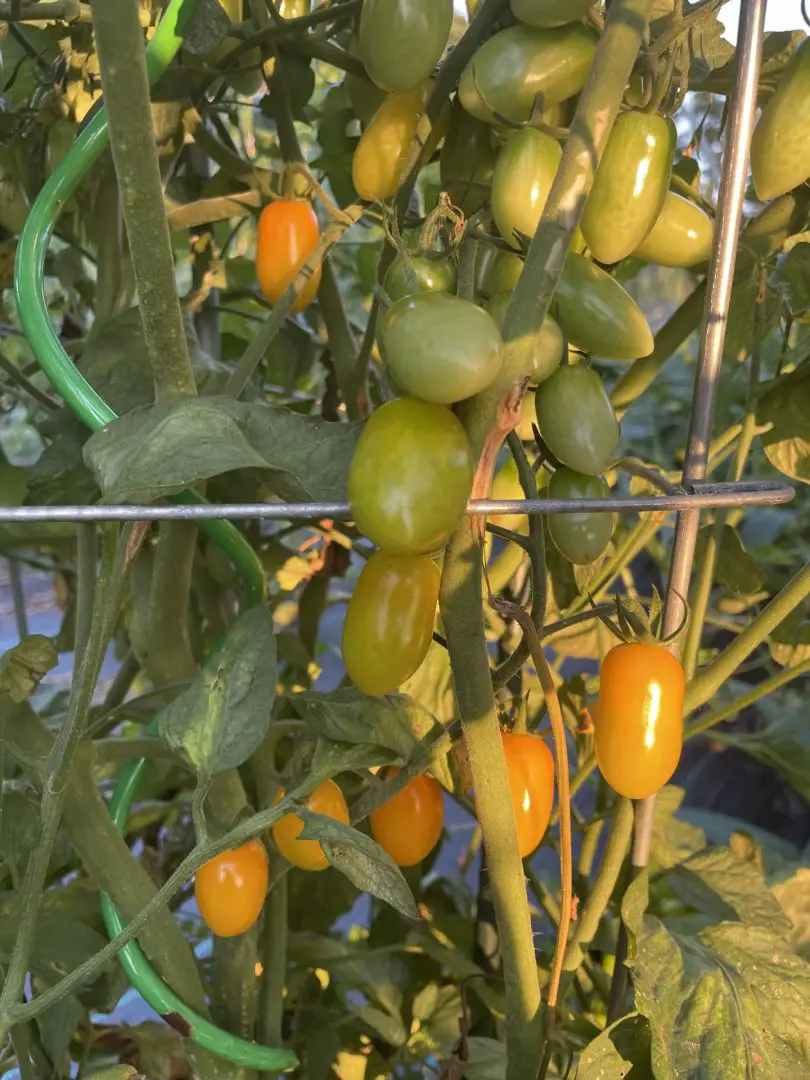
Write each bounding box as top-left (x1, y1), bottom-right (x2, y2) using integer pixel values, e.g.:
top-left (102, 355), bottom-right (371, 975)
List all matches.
top-left (594, 586), bottom-right (689, 648)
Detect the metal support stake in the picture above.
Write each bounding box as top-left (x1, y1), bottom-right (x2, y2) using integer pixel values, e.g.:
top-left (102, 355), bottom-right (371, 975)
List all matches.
top-left (609, 0), bottom-right (769, 1022)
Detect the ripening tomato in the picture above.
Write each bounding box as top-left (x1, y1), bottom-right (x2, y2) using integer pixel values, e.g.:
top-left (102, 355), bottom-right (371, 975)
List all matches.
top-left (195, 840), bottom-right (268, 938)
top-left (349, 397), bottom-right (474, 554)
top-left (511, 0), bottom-right (594, 28)
top-left (502, 731), bottom-right (555, 859)
top-left (352, 85), bottom-right (428, 201)
top-left (384, 253), bottom-right (457, 301)
top-left (272, 780), bottom-right (350, 871)
top-left (631, 191), bottom-right (714, 268)
top-left (440, 103), bottom-right (496, 216)
top-left (370, 767), bottom-right (444, 866)
top-left (359, 0), bottom-right (454, 94)
top-left (491, 128), bottom-right (562, 248)
top-left (536, 365), bottom-right (619, 475)
top-left (547, 467), bottom-right (613, 565)
top-left (475, 247), bottom-right (524, 299)
top-left (485, 293), bottom-right (564, 384)
top-left (581, 111), bottom-right (675, 265)
top-left (342, 551), bottom-right (439, 696)
top-left (555, 253), bottom-right (654, 359)
top-left (380, 293), bottom-right (504, 403)
top-left (594, 643), bottom-right (684, 800)
top-left (459, 24), bottom-right (596, 126)
top-left (256, 198), bottom-right (321, 312)
top-left (751, 38), bottom-right (810, 202)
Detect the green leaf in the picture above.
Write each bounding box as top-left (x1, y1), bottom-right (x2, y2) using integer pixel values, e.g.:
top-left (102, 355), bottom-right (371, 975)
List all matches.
top-left (687, 14), bottom-right (735, 82)
top-left (37, 995), bottom-right (83, 1071)
top-left (0, 635), bottom-right (58, 702)
top-left (668, 848), bottom-right (792, 932)
top-left (775, 243), bottom-right (810, 316)
top-left (757, 360), bottom-right (810, 484)
top-left (85, 1068), bottom-right (142, 1080)
top-left (694, 524), bottom-right (764, 595)
top-left (767, 602), bottom-right (810, 666)
top-left (293, 688), bottom-right (443, 759)
top-left (410, 984), bottom-right (463, 1056)
top-left (712, 706), bottom-right (810, 801)
top-left (463, 1037), bottom-right (507, 1080)
top-left (124, 1022), bottom-right (186, 1078)
top-left (651, 786), bottom-right (707, 870)
top-left (575, 1014), bottom-right (653, 1079)
top-left (160, 605), bottom-right (276, 776)
top-left (399, 639), bottom-right (456, 727)
top-left (84, 395), bottom-right (362, 504)
top-left (295, 808), bottom-right (419, 920)
top-left (181, 0), bottom-right (231, 54)
top-left (624, 863), bottom-right (810, 1080)
top-left (724, 267), bottom-right (781, 359)
top-left (773, 868), bottom-right (810, 961)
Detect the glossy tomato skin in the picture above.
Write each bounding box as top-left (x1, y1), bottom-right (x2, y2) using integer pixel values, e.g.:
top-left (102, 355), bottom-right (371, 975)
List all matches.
top-left (492, 128), bottom-right (562, 248)
top-left (459, 24), bottom-right (596, 126)
top-left (536, 365), bottom-right (619, 475)
top-left (381, 293), bottom-right (503, 404)
top-left (349, 397), bottom-right (474, 555)
top-left (485, 293), bottom-right (564, 384)
top-left (511, 0), bottom-right (593, 28)
top-left (475, 247), bottom-right (524, 299)
top-left (352, 85), bottom-right (427, 201)
top-left (342, 551), bottom-right (440, 696)
top-left (555, 253), bottom-right (654, 359)
top-left (195, 840), bottom-right (268, 938)
top-left (631, 191), bottom-right (714, 268)
top-left (502, 731), bottom-right (555, 859)
top-left (751, 38), bottom-right (810, 202)
top-left (547, 467), bottom-right (613, 565)
top-left (581, 111), bottom-right (675, 265)
top-left (384, 254), bottom-right (457, 301)
top-left (370, 768), bottom-right (444, 866)
top-left (256, 199), bottom-right (321, 312)
top-left (272, 780), bottom-right (350, 871)
top-left (595, 643), bottom-right (684, 800)
top-left (359, 0), bottom-right (453, 94)
top-left (440, 103), bottom-right (496, 216)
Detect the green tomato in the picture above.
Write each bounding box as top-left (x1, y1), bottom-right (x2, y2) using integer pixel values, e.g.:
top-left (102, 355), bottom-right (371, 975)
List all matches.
top-left (349, 396), bottom-right (474, 554)
top-left (485, 292), bottom-right (564, 383)
top-left (751, 38), bottom-right (810, 202)
top-left (459, 24), bottom-right (596, 126)
top-left (631, 191), bottom-right (714, 268)
top-left (440, 102), bottom-right (496, 216)
top-left (381, 293), bottom-right (503, 403)
top-left (555, 253), bottom-right (654, 359)
top-left (384, 253), bottom-right (457, 301)
top-left (342, 550), bottom-right (439, 696)
top-left (492, 127), bottom-right (562, 247)
top-left (359, 0), bottom-right (454, 94)
top-left (581, 111), bottom-right (675, 265)
top-left (278, 0), bottom-right (311, 14)
top-left (741, 188), bottom-right (810, 264)
top-left (535, 364), bottom-right (619, 475)
top-left (547, 467), bottom-right (613, 565)
top-left (475, 246), bottom-right (524, 298)
top-left (511, 0), bottom-right (594, 28)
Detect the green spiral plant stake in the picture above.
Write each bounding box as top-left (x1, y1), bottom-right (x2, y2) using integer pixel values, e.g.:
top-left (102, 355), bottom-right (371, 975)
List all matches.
top-left (13, 0), bottom-right (296, 1071)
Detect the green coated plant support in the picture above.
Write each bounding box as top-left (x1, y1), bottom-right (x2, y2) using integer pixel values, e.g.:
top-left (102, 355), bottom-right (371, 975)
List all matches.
top-left (14, 1), bottom-right (296, 1071)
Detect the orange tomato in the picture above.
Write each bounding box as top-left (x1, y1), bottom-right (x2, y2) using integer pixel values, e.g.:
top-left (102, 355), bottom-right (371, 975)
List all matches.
top-left (195, 839), bottom-right (268, 938)
top-left (594, 643), bottom-right (684, 800)
top-left (271, 779), bottom-right (350, 871)
top-left (502, 731), bottom-right (555, 859)
top-left (370, 767), bottom-right (444, 866)
top-left (256, 198), bottom-right (321, 312)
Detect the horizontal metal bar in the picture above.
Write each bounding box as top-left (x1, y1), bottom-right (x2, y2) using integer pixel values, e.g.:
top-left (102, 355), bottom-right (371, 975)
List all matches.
top-left (0, 481), bottom-right (793, 523)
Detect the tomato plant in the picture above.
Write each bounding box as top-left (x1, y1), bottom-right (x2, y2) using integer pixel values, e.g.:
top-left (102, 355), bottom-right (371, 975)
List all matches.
top-left (491, 127), bottom-right (562, 247)
top-left (195, 840), bottom-right (269, 938)
top-left (352, 84), bottom-right (428, 200)
top-left (631, 190), bottom-right (714, 268)
top-left (359, 0), bottom-right (454, 95)
top-left (536, 364), bottom-right (620, 475)
top-left (751, 37), bottom-right (810, 202)
top-left (370, 768), bottom-right (444, 866)
top-left (256, 198), bottom-right (321, 312)
top-left (384, 252), bottom-right (457, 300)
top-left (547, 467), bottom-right (613, 565)
top-left (272, 780), bottom-right (351, 871)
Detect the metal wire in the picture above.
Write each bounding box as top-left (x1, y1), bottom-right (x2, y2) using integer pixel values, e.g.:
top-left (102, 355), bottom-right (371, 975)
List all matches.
top-left (0, 480), bottom-right (793, 523)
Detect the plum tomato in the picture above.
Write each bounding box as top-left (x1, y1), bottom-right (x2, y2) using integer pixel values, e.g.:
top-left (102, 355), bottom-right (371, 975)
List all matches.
top-left (370, 767), bottom-right (444, 866)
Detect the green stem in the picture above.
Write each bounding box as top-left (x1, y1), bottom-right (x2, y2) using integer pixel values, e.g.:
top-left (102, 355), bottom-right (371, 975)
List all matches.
top-left (0, 524), bottom-right (123, 1042)
top-left (457, 234), bottom-right (478, 302)
top-left (259, 875), bottom-right (288, 1055)
top-left (319, 259), bottom-right (361, 420)
top-left (139, 522), bottom-right (199, 685)
top-left (73, 523), bottom-right (96, 668)
top-left (685, 658), bottom-right (810, 738)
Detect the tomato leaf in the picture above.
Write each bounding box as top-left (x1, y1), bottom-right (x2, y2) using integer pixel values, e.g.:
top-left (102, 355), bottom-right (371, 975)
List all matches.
top-left (84, 396), bottom-right (362, 504)
top-left (694, 524), bottom-right (764, 596)
top-left (0, 634), bottom-right (58, 703)
top-left (576, 1013), bottom-right (653, 1079)
top-left (773, 869), bottom-right (810, 961)
top-left (757, 360), bottom-right (810, 484)
top-left (294, 809), bottom-right (419, 920)
top-left (767, 601), bottom-right (810, 667)
top-left (667, 848), bottom-right (792, 931)
top-left (36, 995), bottom-right (84, 1073)
top-left (463, 1037), bottom-right (507, 1080)
top-left (712, 702), bottom-right (810, 801)
top-left (774, 242), bottom-right (810, 316)
top-left (651, 786), bottom-right (707, 871)
top-left (159, 605), bottom-right (276, 777)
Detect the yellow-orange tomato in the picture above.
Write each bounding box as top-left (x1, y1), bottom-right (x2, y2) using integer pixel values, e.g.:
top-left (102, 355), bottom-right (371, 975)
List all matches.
top-left (594, 643), bottom-right (684, 800)
top-left (271, 780), bottom-right (350, 871)
top-left (502, 731), bottom-right (555, 859)
top-left (370, 767), bottom-right (444, 867)
top-left (194, 840), bottom-right (268, 938)
top-left (342, 551), bottom-right (440, 697)
top-left (352, 85), bottom-right (428, 201)
top-left (256, 198), bottom-right (321, 312)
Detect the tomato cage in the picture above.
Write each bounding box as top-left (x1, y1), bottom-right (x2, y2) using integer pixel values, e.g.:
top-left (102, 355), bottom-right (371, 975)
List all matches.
top-left (5, 0), bottom-right (777, 1071)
